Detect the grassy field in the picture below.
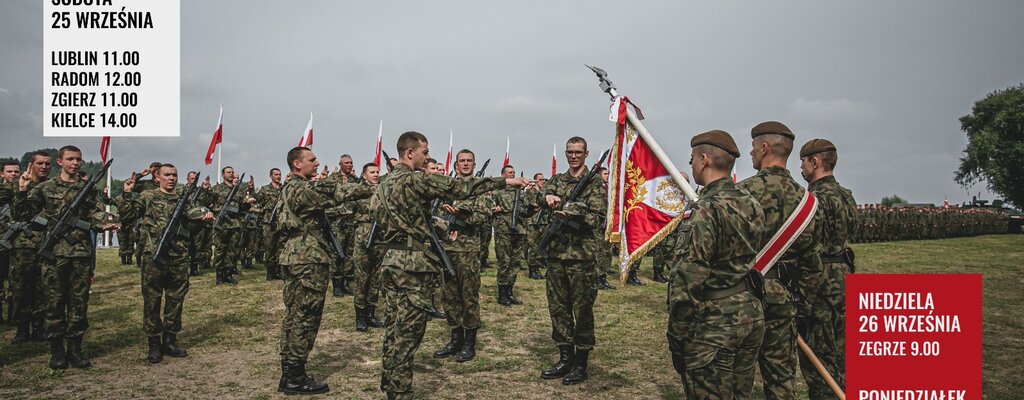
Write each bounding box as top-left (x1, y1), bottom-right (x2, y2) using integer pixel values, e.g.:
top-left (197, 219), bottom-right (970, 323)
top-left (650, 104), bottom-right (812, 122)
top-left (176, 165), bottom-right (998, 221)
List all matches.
top-left (0, 234), bottom-right (1021, 399)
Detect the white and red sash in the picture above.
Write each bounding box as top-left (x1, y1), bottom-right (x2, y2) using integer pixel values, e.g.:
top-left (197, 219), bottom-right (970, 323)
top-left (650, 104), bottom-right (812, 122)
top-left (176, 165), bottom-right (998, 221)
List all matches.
top-left (753, 191), bottom-right (818, 275)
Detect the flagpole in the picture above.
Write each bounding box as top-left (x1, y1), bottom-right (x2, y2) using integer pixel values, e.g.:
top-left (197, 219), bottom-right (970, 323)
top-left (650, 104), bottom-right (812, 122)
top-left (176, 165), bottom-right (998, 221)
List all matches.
top-left (104, 140), bottom-right (112, 247)
top-left (217, 145), bottom-right (222, 184)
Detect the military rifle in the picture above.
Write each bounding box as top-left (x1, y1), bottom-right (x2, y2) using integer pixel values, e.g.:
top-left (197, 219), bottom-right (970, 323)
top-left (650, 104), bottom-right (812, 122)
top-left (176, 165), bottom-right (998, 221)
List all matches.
top-left (422, 207), bottom-right (457, 279)
top-left (437, 158), bottom-right (492, 233)
top-left (536, 150), bottom-right (610, 260)
top-left (38, 159), bottom-right (114, 261)
top-left (212, 173), bottom-right (246, 231)
top-left (154, 172), bottom-right (201, 266)
top-left (381, 149), bottom-right (394, 173)
top-left (320, 211), bottom-right (345, 262)
top-left (511, 172), bottom-right (523, 230)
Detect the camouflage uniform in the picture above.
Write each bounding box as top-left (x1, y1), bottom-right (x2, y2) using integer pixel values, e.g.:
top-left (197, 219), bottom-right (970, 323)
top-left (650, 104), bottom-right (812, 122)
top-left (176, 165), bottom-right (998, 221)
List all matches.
top-left (17, 177), bottom-right (108, 342)
top-left (524, 186), bottom-right (548, 278)
top-left (491, 186), bottom-right (530, 288)
top-left (8, 179), bottom-right (49, 339)
top-left (209, 182), bottom-right (249, 281)
top-left (803, 175), bottom-right (858, 398)
top-left (666, 177), bottom-right (767, 399)
top-left (539, 166), bottom-right (604, 352)
top-left (440, 182), bottom-right (493, 329)
top-left (121, 188), bottom-right (210, 338)
top-left (351, 180), bottom-right (385, 315)
top-left (276, 174), bottom-right (372, 370)
top-left (0, 182), bottom-right (15, 323)
top-left (737, 166), bottom-right (823, 400)
top-left (376, 163), bottom-right (505, 399)
top-left (255, 183), bottom-right (283, 279)
top-left (325, 173), bottom-right (357, 294)
top-left (478, 211), bottom-right (493, 268)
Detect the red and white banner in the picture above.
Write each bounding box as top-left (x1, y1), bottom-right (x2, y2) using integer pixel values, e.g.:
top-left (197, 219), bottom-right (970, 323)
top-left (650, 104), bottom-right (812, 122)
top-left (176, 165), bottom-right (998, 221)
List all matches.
top-left (444, 130), bottom-right (453, 175)
top-left (753, 191), bottom-right (818, 274)
top-left (204, 104), bottom-right (223, 165)
top-left (550, 143), bottom-right (557, 177)
top-left (503, 137), bottom-right (510, 167)
top-left (99, 136), bottom-right (110, 164)
top-left (606, 96), bottom-right (686, 279)
top-left (298, 112), bottom-right (313, 148)
top-left (374, 120), bottom-right (383, 169)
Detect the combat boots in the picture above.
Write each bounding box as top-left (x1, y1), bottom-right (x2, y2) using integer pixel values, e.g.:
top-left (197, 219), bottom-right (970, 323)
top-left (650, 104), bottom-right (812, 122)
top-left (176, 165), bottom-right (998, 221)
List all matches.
top-left (0, 299), bottom-right (5, 325)
top-left (626, 268), bottom-right (644, 286)
top-left (366, 306), bottom-right (383, 328)
top-left (597, 275), bottom-right (616, 290)
top-left (49, 338), bottom-right (69, 369)
top-left (433, 327), bottom-right (464, 358)
top-left (11, 321), bottom-right (29, 344)
top-left (331, 278), bottom-right (345, 297)
top-left (66, 337), bottom-right (91, 368)
top-left (223, 270), bottom-right (238, 284)
top-left (340, 276), bottom-right (355, 295)
top-left (30, 318), bottom-right (45, 341)
top-left (540, 345), bottom-right (574, 379)
top-left (355, 308), bottom-right (369, 332)
top-left (278, 361), bottom-right (329, 395)
top-left (652, 265), bottom-right (668, 283)
top-left (454, 328), bottom-right (477, 363)
top-left (497, 285), bottom-right (511, 306)
top-left (528, 266), bottom-right (544, 280)
top-left (506, 284), bottom-right (522, 305)
top-left (189, 262), bottom-right (200, 276)
top-left (147, 335), bottom-right (163, 364)
top-left (215, 270), bottom-right (224, 285)
top-left (161, 332), bottom-right (188, 357)
top-left (562, 349), bottom-right (589, 385)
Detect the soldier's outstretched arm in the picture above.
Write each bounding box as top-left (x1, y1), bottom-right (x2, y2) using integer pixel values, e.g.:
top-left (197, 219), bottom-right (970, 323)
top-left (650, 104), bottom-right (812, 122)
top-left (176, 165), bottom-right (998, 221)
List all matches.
top-left (419, 173), bottom-right (507, 202)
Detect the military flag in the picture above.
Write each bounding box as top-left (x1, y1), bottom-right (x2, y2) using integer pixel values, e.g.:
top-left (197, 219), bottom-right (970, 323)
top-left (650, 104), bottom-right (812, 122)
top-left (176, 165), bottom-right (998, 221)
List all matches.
top-left (503, 136), bottom-right (510, 167)
top-left (298, 112), bottom-right (313, 148)
top-left (444, 130), bottom-right (454, 175)
top-left (374, 120), bottom-right (383, 169)
top-left (204, 104), bottom-right (223, 166)
top-left (605, 96), bottom-right (697, 280)
top-left (550, 143), bottom-right (556, 177)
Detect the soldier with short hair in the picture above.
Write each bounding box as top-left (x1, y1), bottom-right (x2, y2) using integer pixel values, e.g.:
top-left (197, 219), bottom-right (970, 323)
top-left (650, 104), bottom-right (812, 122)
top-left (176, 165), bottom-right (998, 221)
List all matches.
top-left (351, 162), bottom-right (385, 332)
top-left (800, 138), bottom-right (858, 397)
top-left (538, 136), bottom-right (606, 385)
top-left (667, 130), bottom-right (766, 398)
top-left (377, 132), bottom-right (527, 399)
top-left (491, 164), bottom-right (532, 306)
top-left (121, 164), bottom-right (214, 363)
top-left (432, 149), bottom-right (494, 363)
top-left (209, 166), bottom-right (254, 285)
top-left (16, 146), bottom-right (118, 369)
top-left (275, 146), bottom-right (374, 394)
top-left (7, 151), bottom-right (51, 344)
top-left (737, 121), bottom-right (823, 400)
top-left (256, 168), bottom-right (284, 280)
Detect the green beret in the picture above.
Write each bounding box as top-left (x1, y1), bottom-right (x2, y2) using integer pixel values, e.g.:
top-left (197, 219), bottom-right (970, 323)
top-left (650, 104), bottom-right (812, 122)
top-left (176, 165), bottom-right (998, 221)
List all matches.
top-left (799, 138), bottom-right (837, 157)
top-left (690, 130), bottom-right (740, 158)
top-left (751, 121), bottom-right (795, 141)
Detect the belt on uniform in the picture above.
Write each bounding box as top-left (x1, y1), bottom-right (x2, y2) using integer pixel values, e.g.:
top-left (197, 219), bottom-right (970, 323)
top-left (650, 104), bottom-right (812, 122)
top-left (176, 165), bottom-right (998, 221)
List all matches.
top-left (386, 236), bottom-right (427, 252)
top-left (700, 279), bottom-right (753, 302)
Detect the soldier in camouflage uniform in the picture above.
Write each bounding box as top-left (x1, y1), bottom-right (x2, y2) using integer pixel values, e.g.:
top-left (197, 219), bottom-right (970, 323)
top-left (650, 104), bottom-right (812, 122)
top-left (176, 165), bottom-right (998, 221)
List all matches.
top-left (667, 130), bottom-right (767, 399)
top-left (351, 163), bottom-right (385, 331)
top-left (255, 168), bottom-right (284, 280)
top-left (491, 164), bottom-right (532, 306)
top-left (130, 163), bottom-right (162, 268)
top-left (275, 146), bottom-right (374, 395)
top-left (16, 146), bottom-right (118, 369)
top-left (209, 166), bottom-right (254, 285)
top-left (537, 137), bottom-right (605, 385)
top-left (525, 173), bottom-right (547, 280)
top-left (737, 122), bottom-right (823, 400)
top-left (432, 149), bottom-right (494, 363)
top-left (800, 139), bottom-right (858, 397)
top-left (239, 176), bottom-right (260, 269)
top-left (377, 132), bottom-right (527, 399)
top-left (7, 151), bottom-right (52, 344)
top-left (121, 164), bottom-right (214, 364)
top-left (0, 161), bottom-right (17, 325)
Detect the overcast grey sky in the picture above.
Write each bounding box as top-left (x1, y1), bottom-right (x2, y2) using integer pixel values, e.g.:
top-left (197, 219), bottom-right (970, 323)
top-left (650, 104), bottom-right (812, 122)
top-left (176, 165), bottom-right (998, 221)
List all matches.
top-left (2, 0), bottom-right (1022, 205)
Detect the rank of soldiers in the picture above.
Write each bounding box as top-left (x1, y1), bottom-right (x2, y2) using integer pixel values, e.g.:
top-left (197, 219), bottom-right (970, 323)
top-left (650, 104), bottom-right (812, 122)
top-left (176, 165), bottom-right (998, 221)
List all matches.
top-left (0, 125), bottom-right (1010, 399)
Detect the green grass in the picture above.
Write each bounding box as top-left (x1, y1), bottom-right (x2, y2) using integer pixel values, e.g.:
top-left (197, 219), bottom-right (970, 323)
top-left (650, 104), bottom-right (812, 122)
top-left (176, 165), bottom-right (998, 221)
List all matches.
top-left (0, 235), bottom-right (1021, 399)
